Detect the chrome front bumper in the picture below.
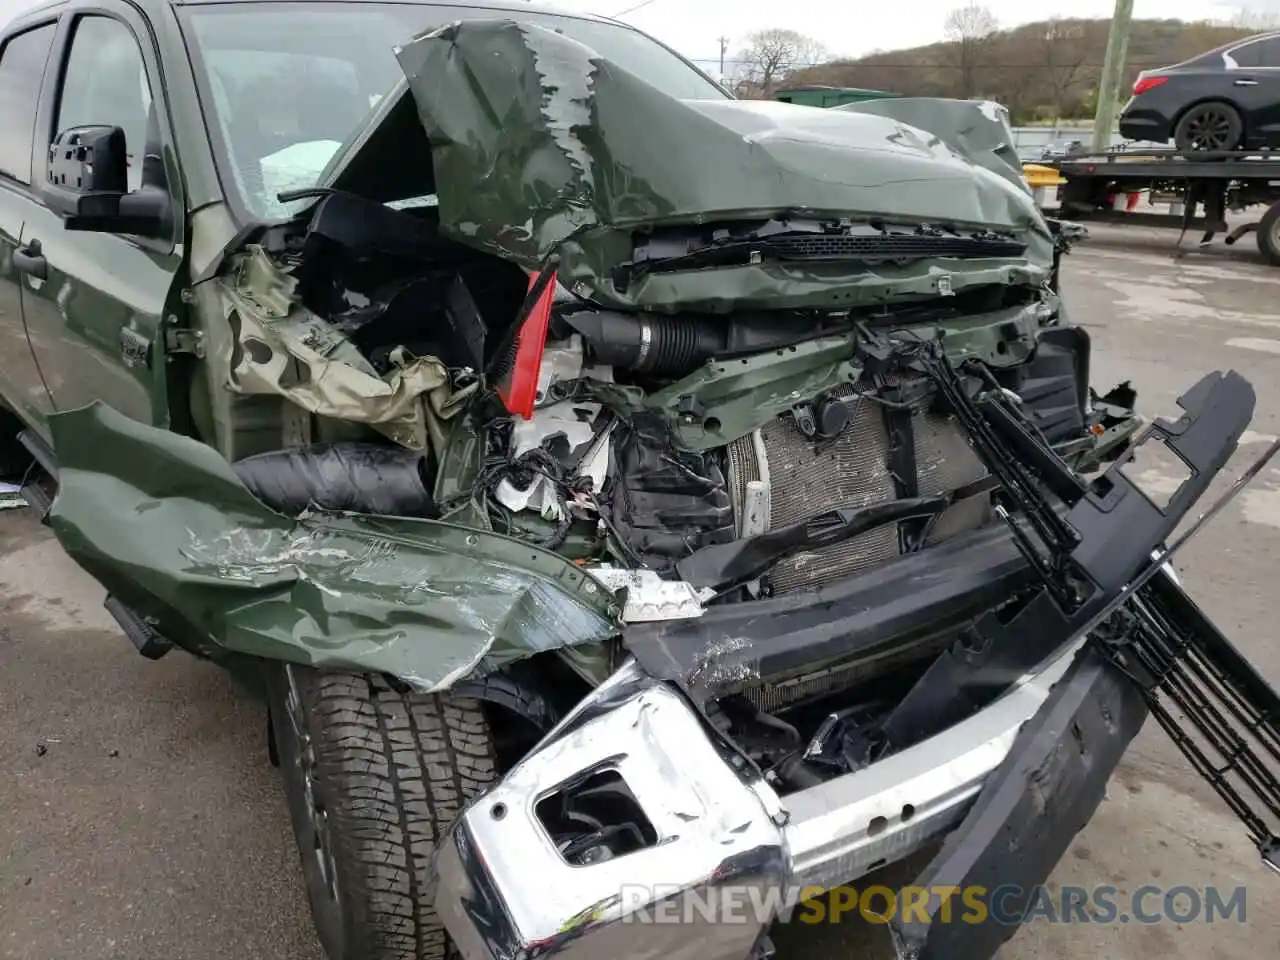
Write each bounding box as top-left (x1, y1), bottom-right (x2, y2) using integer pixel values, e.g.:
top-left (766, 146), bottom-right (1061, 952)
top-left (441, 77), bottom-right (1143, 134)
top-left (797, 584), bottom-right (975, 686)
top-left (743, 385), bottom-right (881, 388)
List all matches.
top-left (433, 642), bottom-right (1084, 960)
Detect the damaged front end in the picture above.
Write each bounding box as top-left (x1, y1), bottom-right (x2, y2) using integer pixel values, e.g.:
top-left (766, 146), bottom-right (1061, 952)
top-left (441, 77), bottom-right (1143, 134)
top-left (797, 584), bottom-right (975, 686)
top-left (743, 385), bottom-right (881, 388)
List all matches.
top-left (38, 15), bottom-right (1280, 960)
top-left (106, 18), bottom-right (1142, 688)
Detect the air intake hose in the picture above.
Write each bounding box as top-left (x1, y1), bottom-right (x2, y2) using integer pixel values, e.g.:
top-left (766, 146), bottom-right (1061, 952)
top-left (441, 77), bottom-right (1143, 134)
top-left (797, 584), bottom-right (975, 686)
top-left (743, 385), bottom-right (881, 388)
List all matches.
top-left (560, 309), bottom-right (797, 376)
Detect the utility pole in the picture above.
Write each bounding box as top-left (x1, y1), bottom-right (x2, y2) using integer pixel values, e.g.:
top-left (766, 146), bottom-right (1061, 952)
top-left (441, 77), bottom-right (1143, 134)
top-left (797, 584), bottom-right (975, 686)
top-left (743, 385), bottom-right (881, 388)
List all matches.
top-left (719, 36), bottom-right (729, 77)
top-left (1091, 0), bottom-right (1135, 152)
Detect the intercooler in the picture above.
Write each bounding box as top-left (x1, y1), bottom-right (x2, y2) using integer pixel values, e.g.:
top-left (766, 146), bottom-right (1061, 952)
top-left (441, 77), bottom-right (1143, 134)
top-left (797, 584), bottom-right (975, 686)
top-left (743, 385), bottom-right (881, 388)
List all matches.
top-left (725, 382), bottom-right (991, 710)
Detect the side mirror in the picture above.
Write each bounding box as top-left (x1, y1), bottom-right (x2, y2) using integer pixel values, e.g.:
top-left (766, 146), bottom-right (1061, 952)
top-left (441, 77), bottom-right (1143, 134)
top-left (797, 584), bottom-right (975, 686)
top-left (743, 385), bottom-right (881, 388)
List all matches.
top-left (41, 124), bottom-right (170, 239)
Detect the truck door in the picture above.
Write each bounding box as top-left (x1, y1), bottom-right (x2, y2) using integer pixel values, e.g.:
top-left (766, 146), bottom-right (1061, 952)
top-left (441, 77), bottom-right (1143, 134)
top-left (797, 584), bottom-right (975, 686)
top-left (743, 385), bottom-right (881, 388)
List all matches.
top-left (20, 7), bottom-right (183, 428)
top-left (0, 20), bottom-right (58, 427)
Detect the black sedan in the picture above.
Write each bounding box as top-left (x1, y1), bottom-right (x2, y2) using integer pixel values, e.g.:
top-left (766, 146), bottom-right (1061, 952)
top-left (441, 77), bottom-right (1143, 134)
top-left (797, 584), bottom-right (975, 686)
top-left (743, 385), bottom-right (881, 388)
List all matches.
top-left (1120, 30), bottom-right (1280, 151)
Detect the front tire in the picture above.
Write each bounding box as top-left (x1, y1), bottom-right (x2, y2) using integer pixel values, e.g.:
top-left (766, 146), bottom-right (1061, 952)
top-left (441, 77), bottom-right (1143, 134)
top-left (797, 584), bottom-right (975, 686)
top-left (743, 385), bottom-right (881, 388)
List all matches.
top-left (1173, 102), bottom-right (1243, 152)
top-left (1256, 202), bottom-right (1280, 266)
top-left (269, 664), bottom-right (498, 960)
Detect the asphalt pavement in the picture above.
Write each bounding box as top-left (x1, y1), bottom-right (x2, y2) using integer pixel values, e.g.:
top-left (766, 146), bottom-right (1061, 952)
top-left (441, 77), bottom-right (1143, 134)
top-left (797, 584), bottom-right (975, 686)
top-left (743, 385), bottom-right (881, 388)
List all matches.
top-left (2, 223), bottom-right (1279, 959)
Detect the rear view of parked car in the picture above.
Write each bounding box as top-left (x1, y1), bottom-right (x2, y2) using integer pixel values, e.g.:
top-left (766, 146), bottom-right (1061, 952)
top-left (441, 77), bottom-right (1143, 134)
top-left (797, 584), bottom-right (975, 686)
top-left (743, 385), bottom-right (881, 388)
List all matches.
top-left (1120, 30), bottom-right (1280, 150)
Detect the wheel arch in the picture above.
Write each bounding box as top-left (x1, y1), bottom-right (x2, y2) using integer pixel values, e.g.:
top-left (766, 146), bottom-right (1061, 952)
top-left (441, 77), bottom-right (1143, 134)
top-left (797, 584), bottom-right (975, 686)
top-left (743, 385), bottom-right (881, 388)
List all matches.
top-left (449, 654), bottom-right (594, 769)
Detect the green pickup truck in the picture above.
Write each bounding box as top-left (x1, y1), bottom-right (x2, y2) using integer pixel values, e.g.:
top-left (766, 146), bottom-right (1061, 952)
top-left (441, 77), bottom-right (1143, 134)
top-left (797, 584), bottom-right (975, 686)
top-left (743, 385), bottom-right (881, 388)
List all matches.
top-left (3, 3), bottom-right (1277, 960)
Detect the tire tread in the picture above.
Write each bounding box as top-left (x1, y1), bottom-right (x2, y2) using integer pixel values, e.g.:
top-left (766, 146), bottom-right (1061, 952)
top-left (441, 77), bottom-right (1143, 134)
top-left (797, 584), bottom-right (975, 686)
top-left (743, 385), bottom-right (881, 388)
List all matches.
top-left (303, 671), bottom-right (497, 960)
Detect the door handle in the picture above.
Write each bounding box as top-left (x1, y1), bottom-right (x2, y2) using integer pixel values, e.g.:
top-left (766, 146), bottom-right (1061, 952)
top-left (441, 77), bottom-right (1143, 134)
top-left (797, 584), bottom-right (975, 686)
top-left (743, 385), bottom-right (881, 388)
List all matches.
top-left (14, 239), bottom-right (46, 281)
top-left (1234, 78), bottom-right (1259, 86)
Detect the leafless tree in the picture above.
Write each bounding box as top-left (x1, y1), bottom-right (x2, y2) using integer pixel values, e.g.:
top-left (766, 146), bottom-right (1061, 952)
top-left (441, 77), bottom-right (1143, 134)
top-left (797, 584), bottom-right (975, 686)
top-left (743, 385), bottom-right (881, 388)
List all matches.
top-left (735, 28), bottom-right (825, 98)
top-left (1225, 7), bottom-right (1280, 30)
top-left (1040, 18), bottom-right (1091, 120)
top-left (942, 3), bottom-right (998, 98)
top-left (783, 15), bottom-right (1265, 123)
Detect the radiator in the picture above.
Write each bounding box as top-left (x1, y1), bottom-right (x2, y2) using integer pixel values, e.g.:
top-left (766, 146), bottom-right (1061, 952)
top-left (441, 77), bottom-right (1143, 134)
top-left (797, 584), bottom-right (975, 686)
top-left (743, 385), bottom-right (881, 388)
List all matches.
top-left (725, 383), bottom-right (990, 597)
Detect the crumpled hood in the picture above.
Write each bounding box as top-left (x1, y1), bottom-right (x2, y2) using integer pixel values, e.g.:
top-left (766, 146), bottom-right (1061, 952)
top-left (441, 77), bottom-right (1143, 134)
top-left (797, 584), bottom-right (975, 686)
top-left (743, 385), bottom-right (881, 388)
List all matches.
top-left (371, 19), bottom-right (1053, 310)
top-left (836, 96), bottom-right (1029, 196)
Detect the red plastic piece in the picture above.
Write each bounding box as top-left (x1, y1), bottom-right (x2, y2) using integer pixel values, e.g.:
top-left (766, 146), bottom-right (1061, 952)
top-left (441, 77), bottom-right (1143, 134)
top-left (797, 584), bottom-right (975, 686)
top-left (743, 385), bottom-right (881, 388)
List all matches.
top-left (496, 270), bottom-right (556, 420)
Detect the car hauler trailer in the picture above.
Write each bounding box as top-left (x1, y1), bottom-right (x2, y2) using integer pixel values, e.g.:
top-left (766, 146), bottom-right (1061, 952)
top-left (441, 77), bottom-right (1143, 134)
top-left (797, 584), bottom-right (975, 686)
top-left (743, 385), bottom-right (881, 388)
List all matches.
top-left (1047, 148), bottom-right (1280, 264)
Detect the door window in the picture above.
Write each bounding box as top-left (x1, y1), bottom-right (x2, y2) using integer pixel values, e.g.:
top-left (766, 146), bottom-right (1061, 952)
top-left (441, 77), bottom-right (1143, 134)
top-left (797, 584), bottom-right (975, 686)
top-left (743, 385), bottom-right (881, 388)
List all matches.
top-left (1252, 38), bottom-right (1280, 68)
top-left (55, 16), bottom-right (154, 192)
top-left (0, 23), bottom-right (57, 183)
top-left (1228, 40), bottom-right (1268, 68)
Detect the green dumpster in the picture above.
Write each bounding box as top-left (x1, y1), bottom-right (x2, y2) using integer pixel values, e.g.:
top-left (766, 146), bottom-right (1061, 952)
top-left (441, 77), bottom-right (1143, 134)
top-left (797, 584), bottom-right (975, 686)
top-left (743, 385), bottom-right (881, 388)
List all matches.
top-left (773, 85), bottom-right (900, 108)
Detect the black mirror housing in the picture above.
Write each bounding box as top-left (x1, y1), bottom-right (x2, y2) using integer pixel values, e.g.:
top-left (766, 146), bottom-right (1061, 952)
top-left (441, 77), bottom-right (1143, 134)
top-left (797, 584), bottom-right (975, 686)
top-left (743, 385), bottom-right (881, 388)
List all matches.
top-left (41, 124), bottom-right (170, 239)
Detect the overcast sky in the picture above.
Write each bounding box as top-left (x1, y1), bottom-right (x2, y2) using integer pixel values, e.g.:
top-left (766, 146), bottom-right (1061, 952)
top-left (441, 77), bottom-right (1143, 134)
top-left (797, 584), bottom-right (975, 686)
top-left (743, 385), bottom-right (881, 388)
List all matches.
top-left (564, 0), bottom-right (1271, 75)
top-left (0, 0), bottom-right (1266, 69)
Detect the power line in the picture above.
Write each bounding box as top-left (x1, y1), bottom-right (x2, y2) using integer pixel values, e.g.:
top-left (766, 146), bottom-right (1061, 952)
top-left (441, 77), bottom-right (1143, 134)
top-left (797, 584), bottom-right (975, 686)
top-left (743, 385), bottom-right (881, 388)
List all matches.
top-left (609, 0), bottom-right (660, 17)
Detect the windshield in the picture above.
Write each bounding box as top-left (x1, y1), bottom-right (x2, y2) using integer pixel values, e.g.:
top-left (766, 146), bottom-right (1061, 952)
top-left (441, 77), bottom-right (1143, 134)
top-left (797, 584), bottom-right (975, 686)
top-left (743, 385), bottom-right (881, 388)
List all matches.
top-left (179, 1), bottom-right (727, 220)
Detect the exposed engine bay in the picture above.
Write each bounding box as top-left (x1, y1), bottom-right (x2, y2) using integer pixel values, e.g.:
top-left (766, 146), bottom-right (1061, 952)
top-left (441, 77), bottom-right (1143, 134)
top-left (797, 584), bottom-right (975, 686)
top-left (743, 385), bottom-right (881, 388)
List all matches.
top-left (218, 192), bottom-right (1124, 606)
top-left (452, 322), bottom-right (997, 597)
top-left (204, 184), bottom-right (1147, 805)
